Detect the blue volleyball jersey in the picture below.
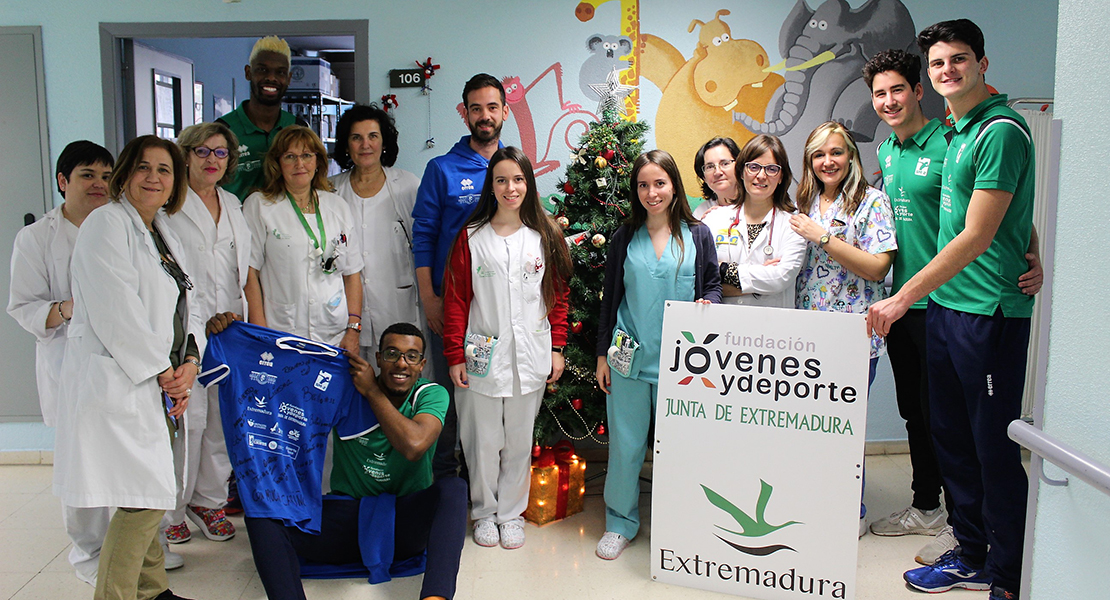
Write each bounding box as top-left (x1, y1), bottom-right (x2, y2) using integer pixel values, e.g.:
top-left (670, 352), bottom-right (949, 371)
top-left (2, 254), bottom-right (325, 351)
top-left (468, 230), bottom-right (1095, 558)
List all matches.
top-left (199, 321), bottom-right (378, 534)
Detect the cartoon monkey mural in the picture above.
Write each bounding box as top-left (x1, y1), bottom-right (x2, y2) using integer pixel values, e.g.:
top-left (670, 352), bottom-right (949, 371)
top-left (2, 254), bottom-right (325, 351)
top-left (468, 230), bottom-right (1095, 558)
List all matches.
top-left (738, 0), bottom-right (942, 182)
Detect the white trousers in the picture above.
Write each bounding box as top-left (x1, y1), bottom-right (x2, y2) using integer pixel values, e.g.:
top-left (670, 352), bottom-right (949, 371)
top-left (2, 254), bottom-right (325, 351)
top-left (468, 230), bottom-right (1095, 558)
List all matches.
top-left (456, 385), bottom-right (544, 525)
top-left (167, 385), bottom-right (231, 524)
top-left (61, 504), bottom-right (110, 584)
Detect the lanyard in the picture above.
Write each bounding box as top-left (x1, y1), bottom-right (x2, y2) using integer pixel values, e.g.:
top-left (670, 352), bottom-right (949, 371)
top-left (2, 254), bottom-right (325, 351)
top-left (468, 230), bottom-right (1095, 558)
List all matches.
top-left (287, 191), bottom-right (326, 258)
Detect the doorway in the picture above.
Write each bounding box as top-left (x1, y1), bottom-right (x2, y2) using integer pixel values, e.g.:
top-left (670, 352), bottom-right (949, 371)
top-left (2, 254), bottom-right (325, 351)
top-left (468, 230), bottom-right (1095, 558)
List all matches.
top-left (99, 20), bottom-right (370, 155)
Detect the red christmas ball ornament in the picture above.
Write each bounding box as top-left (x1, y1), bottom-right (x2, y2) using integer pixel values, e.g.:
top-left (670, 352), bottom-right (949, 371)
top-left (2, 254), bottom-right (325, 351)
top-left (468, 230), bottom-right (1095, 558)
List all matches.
top-left (571, 398), bottom-right (583, 410)
top-left (602, 148), bottom-right (615, 161)
top-left (596, 423), bottom-right (607, 435)
top-left (547, 382), bottom-right (559, 394)
top-left (571, 321), bottom-right (583, 334)
top-left (532, 444), bottom-right (542, 458)
top-left (563, 182), bottom-right (575, 194)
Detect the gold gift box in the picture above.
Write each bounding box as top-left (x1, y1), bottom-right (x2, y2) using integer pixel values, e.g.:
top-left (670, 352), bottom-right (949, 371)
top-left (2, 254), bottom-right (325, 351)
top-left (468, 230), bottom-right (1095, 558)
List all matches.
top-left (524, 444), bottom-right (586, 526)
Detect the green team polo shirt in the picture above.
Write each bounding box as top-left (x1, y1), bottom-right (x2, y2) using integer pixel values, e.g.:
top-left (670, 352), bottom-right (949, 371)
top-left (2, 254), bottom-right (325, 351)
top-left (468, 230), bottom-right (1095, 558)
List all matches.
top-left (330, 379), bottom-right (447, 498)
top-left (878, 119), bottom-right (950, 309)
top-left (216, 101), bottom-right (299, 202)
top-left (930, 94), bottom-right (1035, 318)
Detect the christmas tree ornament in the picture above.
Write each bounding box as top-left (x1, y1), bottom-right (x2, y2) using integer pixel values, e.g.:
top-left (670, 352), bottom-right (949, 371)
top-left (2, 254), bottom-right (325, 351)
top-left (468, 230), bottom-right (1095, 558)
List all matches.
top-left (532, 444), bottom-right (541, 458)
top-left (589, 66), bottom-right (635, 118)
top-left (547, 382), bottom-right (559, 394)
top-left (570, 321), bottom-right (583, 334)
top-left (594, 156), bottom-right (608, 169)
top-left (570, 148), bottom-right (588, 165)
top-left (591, 233), bottom-right (606, 248)
top-left (571, 398), bottom-right (583, 410)
top-left (563, 182), bottom-right (575, 194)
top-left (602, 149), bottom-right (616, 161)
top-left (556, 216), bottom-right (570, 229)
top-left (596, 423), bottom-right (607, 435)
top-left (595, 177), bottom-right (608, 188)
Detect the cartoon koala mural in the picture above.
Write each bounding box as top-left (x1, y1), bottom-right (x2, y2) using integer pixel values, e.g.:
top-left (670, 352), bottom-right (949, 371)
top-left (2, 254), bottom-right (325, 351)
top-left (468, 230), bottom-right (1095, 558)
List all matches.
top-left (737, 0), bottom-right (942, 182)
top-left (639, 10), bottom-right (783, 201)
top-left (580, 34), bottom-right (634, 101)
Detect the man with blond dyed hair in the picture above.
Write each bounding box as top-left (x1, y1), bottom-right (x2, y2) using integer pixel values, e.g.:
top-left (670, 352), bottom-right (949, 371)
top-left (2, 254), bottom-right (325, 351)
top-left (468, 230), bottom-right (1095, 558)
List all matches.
top-left (218, 35), bottom-right (307, 201)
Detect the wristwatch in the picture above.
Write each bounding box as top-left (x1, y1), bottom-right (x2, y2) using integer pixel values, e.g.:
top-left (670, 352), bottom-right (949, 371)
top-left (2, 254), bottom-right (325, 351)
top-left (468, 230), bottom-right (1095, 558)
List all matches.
top-left (345, 322), bottom-right (361, 332)
top-left (818, 232), bottom-right (831, 247)
top-left (552, 346), bottom-right (565, 353)
top-left (184, 357), bottom-right (201, 369)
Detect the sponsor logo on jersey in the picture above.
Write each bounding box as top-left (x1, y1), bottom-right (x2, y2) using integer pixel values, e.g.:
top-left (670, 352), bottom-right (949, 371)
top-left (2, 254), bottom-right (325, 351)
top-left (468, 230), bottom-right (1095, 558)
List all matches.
top-left (314, 371), bottom-right (333, 391)
top-left (246, 419), bottom-right (266, 430)
top-left (915, 157), bottom-right (931, 176)
top-left (250, 371), bottom-right (277, 385)
top-left (461, 178), bottom-right (474, 191)
top-left (288, 429), bottom-right (301, 441)
top-left (247, 396), bottom-right (273, 416)
top-left (259, 352), bottom-right (275, 367)
top-left (270, 422), bottom-right (283, 436)
top-left (885, 155), bottom-right (892, 168)
top-left (955, 143), bottom-right (967, 164)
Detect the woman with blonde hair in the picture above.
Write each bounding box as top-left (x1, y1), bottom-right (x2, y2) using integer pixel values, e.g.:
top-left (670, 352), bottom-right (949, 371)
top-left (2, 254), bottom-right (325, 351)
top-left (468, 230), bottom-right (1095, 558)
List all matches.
top-left (161, 121), bottom-right (250, 545)
top-left (242, 125), bottom-right (362, 353)
top-left (790, 121), bottom-right (897, 535)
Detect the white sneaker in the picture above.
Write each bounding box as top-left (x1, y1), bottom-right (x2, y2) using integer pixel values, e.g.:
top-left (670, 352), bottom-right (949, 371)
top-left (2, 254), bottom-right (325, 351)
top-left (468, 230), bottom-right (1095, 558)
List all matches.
top-left (870, 506), bottom-right (946, 537)
top-left (916, 525), bottom-right (958, 565)
top-left (596, 531), bottom-right (630, 560)
top-left (472, 519), bottom-right (499, 547)
top-left (163, 546), bottom-right (184, 570)
top-left (499, 522), bottom-right (525, 550)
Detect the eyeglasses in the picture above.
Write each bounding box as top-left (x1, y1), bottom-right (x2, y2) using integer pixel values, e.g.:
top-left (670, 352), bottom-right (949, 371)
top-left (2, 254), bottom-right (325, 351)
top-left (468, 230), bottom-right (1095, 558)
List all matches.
top-left (702, 158), bottom-right (735, 175)
top-left (282, 152), bottom-right (317, 165)
top-left (192, 146), bottom-right (229, 159)
top-left (160, 257), bottom-right (193, 291)
top-left (744, 162), bottom-right (782, 177)
top-left (381, 348), bottom-right (424, 364)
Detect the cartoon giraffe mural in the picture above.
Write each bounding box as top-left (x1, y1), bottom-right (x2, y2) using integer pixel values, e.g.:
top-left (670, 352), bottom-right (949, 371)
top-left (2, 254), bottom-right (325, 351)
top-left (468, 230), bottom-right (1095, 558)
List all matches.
top-left (575, 0), bottom-right (639, 120)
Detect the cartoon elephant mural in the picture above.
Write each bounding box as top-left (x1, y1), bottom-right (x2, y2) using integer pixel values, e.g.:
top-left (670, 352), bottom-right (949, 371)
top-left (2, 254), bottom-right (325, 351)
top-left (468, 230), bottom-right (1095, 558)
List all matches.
top-left (737, 0), bottom-right (942, 182)
top-left (640, 10), bottom-right (783, 201)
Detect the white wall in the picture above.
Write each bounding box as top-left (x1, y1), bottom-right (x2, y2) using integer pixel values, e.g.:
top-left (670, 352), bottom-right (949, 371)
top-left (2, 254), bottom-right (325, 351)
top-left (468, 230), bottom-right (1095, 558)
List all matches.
top-left (1029, 0), bottom-right (1110, 597)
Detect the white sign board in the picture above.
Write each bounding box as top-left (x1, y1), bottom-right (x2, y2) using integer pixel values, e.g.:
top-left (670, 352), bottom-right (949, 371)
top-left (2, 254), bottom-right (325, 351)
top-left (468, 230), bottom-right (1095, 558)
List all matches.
top-left (651, 302), bottom-right (870, 600)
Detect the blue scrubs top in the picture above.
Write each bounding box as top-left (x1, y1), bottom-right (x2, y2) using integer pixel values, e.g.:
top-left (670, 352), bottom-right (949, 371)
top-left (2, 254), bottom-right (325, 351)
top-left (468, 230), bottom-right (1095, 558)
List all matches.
top-left (615, 223), bottom-right (695, 384)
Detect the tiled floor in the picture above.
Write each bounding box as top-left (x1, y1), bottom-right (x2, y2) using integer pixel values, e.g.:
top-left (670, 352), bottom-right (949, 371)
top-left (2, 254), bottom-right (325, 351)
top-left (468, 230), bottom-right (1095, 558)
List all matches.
top-left (0, 454), bottom-right (960, 600)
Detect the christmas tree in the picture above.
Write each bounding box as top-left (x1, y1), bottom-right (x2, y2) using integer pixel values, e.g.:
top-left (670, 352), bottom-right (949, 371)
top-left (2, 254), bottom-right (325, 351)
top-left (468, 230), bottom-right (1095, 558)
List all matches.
top-left (534, 68), bottom-right (648, 444)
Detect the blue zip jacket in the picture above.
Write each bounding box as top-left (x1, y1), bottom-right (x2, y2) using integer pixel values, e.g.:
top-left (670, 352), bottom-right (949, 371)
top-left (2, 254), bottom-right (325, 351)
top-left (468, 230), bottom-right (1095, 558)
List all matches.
top-left (411, 136), bottom-right (502, 296)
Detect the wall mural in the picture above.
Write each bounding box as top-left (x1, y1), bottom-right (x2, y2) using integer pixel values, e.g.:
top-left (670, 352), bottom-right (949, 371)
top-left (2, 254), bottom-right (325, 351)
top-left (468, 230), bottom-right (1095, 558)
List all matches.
top-left (475, 0), bottom-right (941, 203)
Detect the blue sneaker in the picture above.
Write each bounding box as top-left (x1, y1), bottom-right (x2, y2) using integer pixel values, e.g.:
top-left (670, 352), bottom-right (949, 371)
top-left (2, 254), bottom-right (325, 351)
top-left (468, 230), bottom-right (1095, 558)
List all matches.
top-left (903, 550), bottom-right (991, 592)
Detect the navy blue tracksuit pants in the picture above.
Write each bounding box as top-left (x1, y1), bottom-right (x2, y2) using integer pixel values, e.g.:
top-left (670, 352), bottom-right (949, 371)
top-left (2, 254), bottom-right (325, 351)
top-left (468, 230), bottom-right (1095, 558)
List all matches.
top-left (926, 300), bottom-right (1030, 594)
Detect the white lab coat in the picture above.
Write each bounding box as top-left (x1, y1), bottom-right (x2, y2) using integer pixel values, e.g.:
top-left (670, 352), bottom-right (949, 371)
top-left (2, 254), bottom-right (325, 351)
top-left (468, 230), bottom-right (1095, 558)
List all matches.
top-left (53, 200), bottom-right (194, 510)
top-left (330, 167), bottom-right (422, 349)
top-left (459, 223), bottom-right (552, 398)
top-left (7, 206), bottom-right (78, 426)
top-left (701, 203), bottom-right (807, 308)
top-left (163, 187), bottom-right (250, 425)
top-left (243, 189), bottom-right (363, 345)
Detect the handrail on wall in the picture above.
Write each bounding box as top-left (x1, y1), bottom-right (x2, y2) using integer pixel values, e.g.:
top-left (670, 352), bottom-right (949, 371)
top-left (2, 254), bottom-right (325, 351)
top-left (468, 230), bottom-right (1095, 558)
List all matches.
top-left (1008, 97), bottom-right (1054, 111)
top-left (1008, 419), bottom-right (1110, 496)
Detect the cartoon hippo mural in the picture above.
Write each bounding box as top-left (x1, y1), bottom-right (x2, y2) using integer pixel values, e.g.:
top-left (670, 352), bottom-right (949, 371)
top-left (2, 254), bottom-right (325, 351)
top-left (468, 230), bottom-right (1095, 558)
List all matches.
top-left (737, 0), bottom-right (942, 182)
top-left (639, 10), bottom-right (783, 202)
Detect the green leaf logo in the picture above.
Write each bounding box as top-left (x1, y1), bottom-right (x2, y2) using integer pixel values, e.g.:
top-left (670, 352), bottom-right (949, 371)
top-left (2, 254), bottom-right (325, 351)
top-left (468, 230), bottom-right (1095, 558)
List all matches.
top-left (681, 331), bottom-right (696, 343)
top-left (701, 481), bottom-right (801, 538)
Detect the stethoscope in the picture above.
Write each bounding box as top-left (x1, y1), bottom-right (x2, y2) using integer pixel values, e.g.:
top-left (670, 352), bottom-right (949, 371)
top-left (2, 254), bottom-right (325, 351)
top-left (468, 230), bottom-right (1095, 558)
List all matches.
top-left (727, 204), bottom-right (776, 260)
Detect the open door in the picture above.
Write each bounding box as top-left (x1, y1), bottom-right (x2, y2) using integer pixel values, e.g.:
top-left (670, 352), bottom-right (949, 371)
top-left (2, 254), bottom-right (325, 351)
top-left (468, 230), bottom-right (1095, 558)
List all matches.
top-left (121, 40), bottom-right (195, 141)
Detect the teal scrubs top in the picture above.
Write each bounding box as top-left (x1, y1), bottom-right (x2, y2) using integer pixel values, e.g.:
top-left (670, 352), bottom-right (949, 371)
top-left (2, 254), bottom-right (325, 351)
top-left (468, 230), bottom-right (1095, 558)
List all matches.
top-left (615, 223), bottom-right (695, 384)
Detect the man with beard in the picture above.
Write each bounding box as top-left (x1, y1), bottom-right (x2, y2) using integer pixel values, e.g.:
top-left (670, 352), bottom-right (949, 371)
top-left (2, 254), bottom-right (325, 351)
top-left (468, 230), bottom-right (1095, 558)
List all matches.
top-left (411, 73), bottom-right (508, 481)
top-left (217, 35), bottom-right (308, 201)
